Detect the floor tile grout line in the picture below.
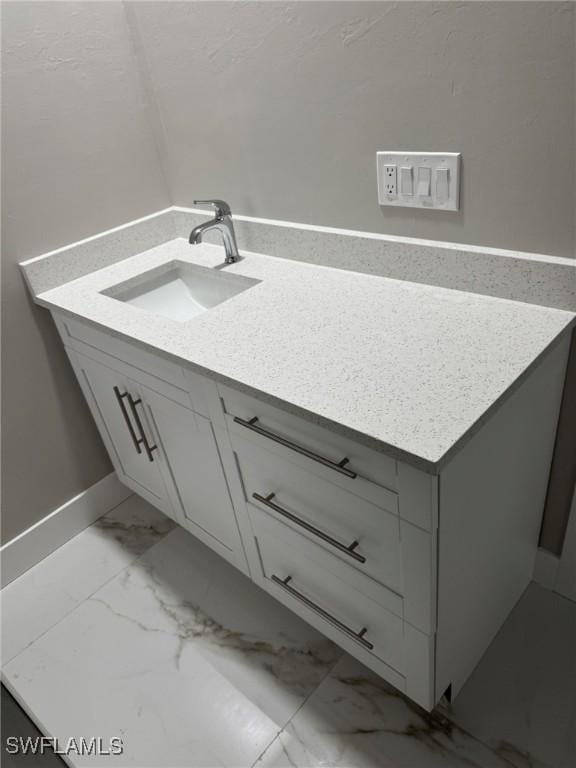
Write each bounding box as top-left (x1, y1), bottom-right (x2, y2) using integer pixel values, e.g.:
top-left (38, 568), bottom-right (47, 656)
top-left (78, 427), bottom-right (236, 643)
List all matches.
top-left (249, 726), bottom-right (284, 768)
top-left (2, 517), bottom-right (177, 670)
top-left (96, 490), bottom-right (137, 520)
top-left (250, 650), bottom-right (345, 768)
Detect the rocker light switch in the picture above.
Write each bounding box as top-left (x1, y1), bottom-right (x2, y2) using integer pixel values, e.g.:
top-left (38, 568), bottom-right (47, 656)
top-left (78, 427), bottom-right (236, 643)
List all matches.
top-left (376, 152), bottom-right (461, 210)
top-left (400, 166), bottom-right (413, 195)
top-left (417, 167), bottom-right (431, 197)
top-left (436, 168), bottom-right (449, 202)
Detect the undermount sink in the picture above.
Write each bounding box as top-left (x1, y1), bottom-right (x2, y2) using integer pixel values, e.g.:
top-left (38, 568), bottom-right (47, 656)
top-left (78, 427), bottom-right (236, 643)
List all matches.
top-left (102, 260), bottom-right (260, 322)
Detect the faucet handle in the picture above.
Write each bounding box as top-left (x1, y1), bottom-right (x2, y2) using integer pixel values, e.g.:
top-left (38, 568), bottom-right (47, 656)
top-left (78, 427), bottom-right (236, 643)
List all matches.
top-left (193, 199), bottom-right (232, 218)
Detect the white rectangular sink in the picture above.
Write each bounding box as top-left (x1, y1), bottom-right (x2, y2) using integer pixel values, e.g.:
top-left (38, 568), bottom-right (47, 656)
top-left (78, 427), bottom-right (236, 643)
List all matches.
top-left (102, 261), bottom-right (260, 322)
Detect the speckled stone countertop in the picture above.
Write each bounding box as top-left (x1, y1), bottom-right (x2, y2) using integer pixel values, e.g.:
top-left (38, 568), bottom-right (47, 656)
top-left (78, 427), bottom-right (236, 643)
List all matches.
top-left (27, 238), bottom-right (575, 471)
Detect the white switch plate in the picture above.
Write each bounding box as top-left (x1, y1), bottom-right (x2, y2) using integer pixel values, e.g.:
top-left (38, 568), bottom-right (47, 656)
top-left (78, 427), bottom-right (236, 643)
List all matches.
top-left (377, 152), bottom-right (461, 211)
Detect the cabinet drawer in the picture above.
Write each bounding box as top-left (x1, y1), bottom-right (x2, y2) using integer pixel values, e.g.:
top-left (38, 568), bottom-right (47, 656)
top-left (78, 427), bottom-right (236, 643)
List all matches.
top-left (221, 385), bottom-right (397, 505)
top-left (236, 438), bottom-right (402, 593)
top-left (252, 507), bottom-right (405, 675)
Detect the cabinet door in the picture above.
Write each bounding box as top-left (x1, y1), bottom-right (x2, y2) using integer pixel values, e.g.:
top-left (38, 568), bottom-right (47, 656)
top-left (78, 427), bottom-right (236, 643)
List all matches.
top-left (71, 353), bottom-right (171, 509)
top-left (141, 385), bottom-right (242, 552)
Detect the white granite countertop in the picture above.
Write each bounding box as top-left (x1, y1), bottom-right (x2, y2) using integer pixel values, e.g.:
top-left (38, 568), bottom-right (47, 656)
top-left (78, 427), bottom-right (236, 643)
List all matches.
top-left (28, 239), bottom-right (575, 471)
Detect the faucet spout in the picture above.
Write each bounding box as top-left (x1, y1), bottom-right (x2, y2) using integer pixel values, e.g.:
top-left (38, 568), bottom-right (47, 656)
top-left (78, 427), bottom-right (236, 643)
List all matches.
top-left (189, 199), bottom-right (240, 264)
top-left (189, 219), bottom-right (218, 245)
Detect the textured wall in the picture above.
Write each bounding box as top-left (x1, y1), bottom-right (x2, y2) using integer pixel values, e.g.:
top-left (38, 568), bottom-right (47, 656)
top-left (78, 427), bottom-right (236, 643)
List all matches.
top-left (1, 1), bottom-right (170, 542)
top-left (129, 0), bottom-right (575, 257)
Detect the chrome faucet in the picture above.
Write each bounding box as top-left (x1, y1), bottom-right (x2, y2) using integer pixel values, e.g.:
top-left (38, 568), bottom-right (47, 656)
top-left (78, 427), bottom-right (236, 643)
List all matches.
top-left (189, 199), bottom-right (240, 264)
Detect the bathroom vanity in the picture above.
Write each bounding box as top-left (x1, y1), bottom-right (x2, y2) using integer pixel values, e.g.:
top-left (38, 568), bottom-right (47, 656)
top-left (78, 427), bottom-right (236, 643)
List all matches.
top-left (21, 235), bottom-right (574, 711)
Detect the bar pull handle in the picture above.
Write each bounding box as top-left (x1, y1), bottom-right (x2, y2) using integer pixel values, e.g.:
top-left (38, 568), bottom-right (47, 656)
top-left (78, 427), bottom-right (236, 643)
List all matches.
top-left (233, 416), bottom-right (357, 479)
top-left (113, 386), bottom-right (142, 455)
top-left (253, 493), bottom-right (366, 564)
top-left (127, 394), bottom-right (158, 462)
top-left (271, 575), bottom-right (373, 651)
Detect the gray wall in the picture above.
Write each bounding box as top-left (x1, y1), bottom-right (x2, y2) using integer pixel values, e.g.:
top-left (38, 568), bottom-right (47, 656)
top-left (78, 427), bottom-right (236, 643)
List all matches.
top-left (129, 0), bottom-right (575, 257)
top-left (1, 1), bottom-right (170, 542)
top-left (2, 1), bottom-right (574, 544)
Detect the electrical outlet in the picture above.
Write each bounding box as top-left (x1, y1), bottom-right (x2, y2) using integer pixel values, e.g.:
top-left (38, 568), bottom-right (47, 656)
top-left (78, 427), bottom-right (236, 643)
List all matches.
top-left (383, 165), bottom-right (397, 196)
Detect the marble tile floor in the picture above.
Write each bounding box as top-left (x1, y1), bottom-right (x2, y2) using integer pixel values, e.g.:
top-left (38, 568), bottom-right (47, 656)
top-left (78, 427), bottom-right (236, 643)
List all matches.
top-left (1, 494), bottom-right (574, 768)
top-left (1, 494), bottom-right (177, 665)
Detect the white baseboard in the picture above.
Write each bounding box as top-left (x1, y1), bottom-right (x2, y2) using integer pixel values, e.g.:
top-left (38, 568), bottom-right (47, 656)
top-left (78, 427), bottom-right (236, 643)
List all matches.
top-left (0, 473), bottom-right (132, 587)
top-left (532, 548), bottom-right (561, 590)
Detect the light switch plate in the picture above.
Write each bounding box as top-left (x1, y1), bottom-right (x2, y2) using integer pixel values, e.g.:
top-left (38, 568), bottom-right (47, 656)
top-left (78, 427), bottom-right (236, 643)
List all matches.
top-left (377, 152), bottom-right (461, 211)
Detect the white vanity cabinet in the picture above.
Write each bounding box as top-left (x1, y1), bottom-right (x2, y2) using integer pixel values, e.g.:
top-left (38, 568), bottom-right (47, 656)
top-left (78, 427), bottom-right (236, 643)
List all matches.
top-left (52, 310), bottom-right (571, 712)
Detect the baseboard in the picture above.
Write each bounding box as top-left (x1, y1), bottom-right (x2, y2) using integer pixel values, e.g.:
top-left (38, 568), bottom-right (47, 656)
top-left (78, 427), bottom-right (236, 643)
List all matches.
top-left (532, 548), bottom-right (561, 590)
top-left (0, 473), bottom-right (132, 587)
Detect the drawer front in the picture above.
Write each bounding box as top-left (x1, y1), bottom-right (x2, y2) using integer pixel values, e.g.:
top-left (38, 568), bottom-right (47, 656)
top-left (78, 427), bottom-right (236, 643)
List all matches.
top-left (252, 507), bottom-right (405, 675)
top-left (236, 438), bottom-right (402, 594)
top-left (53, 312), bottom-right (209, 416)
top-left (221, 385), bottom-right (397, 505)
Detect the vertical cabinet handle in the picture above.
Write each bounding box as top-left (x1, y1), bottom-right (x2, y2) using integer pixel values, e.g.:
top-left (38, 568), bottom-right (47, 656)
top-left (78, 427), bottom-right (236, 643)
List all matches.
top-left (113, 386), bottom-right (142, 454)
top-left (113, 386), bottom-right (158, 462)
top-left (127, 394), bottom-right (158, 462)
